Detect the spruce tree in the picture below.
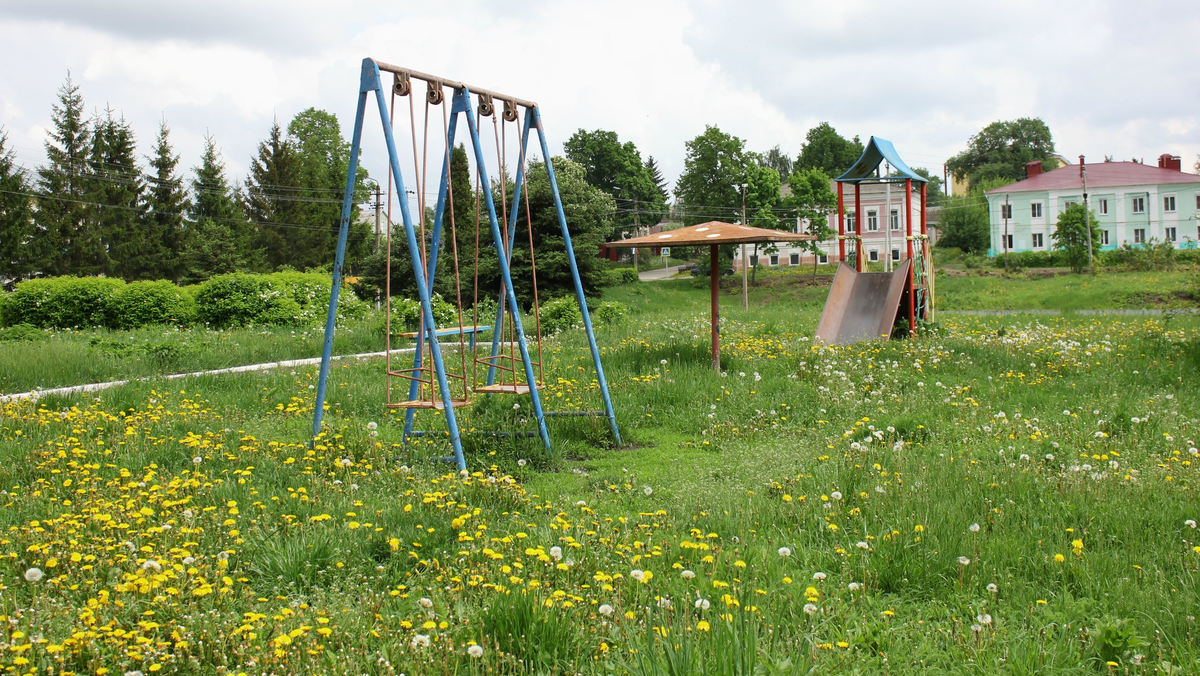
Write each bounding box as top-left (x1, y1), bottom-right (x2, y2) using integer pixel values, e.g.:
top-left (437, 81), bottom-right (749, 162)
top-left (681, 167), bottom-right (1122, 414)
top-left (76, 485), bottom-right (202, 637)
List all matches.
top-left (0, 128), bottom-right (36, 279)
top-left (90, 108), bottom-right (146, 279)
top-left (181, 136), bottom-right (256, 283)
top-left (244, 120), bottom-right (306, 270)
top-left (144, 120), bottom-right (189, 281)
top-left (34, 73), bottom-right (92, 275)
top-left (645, 155), bottom-right (669, 202)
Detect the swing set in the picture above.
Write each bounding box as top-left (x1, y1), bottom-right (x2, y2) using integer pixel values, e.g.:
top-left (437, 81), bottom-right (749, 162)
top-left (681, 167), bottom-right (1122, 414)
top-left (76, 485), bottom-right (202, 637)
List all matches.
top-left (310, 58), bottom-right (621, 471)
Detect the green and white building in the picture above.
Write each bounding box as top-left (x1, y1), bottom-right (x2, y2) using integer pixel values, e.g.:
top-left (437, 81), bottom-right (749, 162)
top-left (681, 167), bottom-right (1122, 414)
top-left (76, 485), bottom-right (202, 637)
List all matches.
top-left (985, 155), bottom-right (1200, 255)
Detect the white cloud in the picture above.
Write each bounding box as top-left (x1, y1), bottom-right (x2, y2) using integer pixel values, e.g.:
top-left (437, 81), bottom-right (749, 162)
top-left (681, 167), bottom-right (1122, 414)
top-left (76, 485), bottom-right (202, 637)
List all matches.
top-left (2, 0), bottom-right (1198, 198)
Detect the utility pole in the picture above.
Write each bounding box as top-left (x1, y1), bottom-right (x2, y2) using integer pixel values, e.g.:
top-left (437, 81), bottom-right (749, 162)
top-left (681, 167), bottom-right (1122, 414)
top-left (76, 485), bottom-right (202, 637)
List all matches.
top-left (633, 199), bottom-right (639, 273)
top-left (1081, 155), bottom-right (1094, 276)
top-left (374, 184), bottom-right (382, 253)
top-left (1003, 194), bottom-right (1010, 272)
top-left (741, 184), bottom-right (749, 311)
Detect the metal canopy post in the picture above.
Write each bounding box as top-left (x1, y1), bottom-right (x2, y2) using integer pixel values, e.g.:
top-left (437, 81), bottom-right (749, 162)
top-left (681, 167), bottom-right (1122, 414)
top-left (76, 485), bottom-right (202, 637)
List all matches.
top-left (905, 178), bottom-right (915, 335)
top-left (837, 182), bottom-right (845, 264)
top-left (533, 107), bottom-right (622, 445)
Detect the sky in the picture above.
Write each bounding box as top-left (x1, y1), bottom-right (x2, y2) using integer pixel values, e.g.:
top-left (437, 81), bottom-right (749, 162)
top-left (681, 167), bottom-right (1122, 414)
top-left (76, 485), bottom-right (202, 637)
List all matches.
top-left (2, 0), bottom-right (1198, 202)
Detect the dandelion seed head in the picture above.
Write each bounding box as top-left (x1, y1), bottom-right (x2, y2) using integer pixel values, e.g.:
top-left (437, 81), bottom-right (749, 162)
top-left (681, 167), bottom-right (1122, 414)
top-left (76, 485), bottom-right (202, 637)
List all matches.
top-left (468, 645), bottom-right (484, 658)
top-left (958, 556), bottom-right (971, 566)
top-left (777, 546), bottom-right (792, 557)
top-left (24, 568), bottom-right (43, 582)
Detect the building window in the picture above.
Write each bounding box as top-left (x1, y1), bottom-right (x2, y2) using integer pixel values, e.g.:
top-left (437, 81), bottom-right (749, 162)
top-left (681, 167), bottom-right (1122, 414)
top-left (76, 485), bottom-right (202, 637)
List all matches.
top-left (890, 210), bottom-right (900, 231)
top-left (1031, 202), bottom-right (1043, 218)
top-left (819, 253), bottom-right (828, 264)
top-left (1001, 204), bottom-right (1012, 219)
top-left (847, 213), bottom-right (856, 232)
top-left (1164, 195), bottom-right (1176, 212)
top-left (1165, 227), bottom-right (1177, 242)
top-left (749, 255), bottom-right (759, 267)
top-left (867, 211), bottom-right (878, 232)
top-left (789, 253), bottom-right (800, 265)
top-left (1132, 196), bottom-right (1145, 214)
top-left (1098, 199), bottom-right (1108, 215)
top-left (1134, 228), bottom-right (1145, 244)
top-left (891, 248), bottom-right (900, 261)
top-left (1195, 194), bottom-right (1200, 210)
top-left (1005, 234), bottom-right (1014, 250)
top-left (1032, 233), bottom-right (1044, 248)
top-left (1100, 230), bottom-right (1109, 246)
top-left (869, 249), bottom-right (879, 262)
top-left (769, 254), bottom-right (779, 266)
top-left (1064, 200), bottom-right (1077, 210)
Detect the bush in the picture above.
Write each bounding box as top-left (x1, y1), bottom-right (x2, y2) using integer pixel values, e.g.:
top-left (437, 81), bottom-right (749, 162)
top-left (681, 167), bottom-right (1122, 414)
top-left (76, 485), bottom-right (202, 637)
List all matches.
top-left (963, 254), bottom-right (983, 269)
top-left (3, 277), bottom-right (125, 328)
top-left (593, 300), bottom-right (628, 325)
top-left (389, 293), bottom-right (458, 333)
top-left (0, 323), bottom-right (48, 342)
top-left (539, 296), bottom-right (583, 335)
top-left (610, 267), bottom-right (640, 284)
top-left (991, 250), bottom-right (1066, 270)
top-left (106, 280), bottom-right (196, 329)
top-left (265, 271), bottom-right (371, 325)
top-left (1102, 239), bottom-right (1180, 271)
top-left (194, 274), bottom-right (301, 328)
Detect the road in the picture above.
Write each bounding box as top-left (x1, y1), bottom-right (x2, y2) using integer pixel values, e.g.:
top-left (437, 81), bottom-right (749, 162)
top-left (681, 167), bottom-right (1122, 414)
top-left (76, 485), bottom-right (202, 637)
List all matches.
top-left (638, 264), bottom-right (688, 282)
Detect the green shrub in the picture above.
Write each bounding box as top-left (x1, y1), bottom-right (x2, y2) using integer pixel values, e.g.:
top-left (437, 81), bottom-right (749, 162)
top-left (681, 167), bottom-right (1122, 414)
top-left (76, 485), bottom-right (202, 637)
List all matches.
top-left (389, 293), bottom-right (458, 333)
top-left (963, 254), bottom-right (983, 269)
top-left (106, 280), bottom-right (195, 329)
top-left (194, 274), bottom-right (298, 328)
top-left (539, 296), bottom-right (583, 335)
top-left (0, 323), bottom-right (48, 342)
top-left (4, 277), bottom-right (125, 328)
top-left (593, 300), bottom-right (628, 325)
top-left (610, 267), bottom-right (640, 284)
top-left (264, 271), bottom-right (371, 325)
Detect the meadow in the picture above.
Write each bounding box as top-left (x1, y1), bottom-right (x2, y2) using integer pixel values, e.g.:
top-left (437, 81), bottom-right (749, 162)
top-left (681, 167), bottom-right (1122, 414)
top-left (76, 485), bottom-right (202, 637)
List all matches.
top-left (1, 277), bottom-right (1198, 675)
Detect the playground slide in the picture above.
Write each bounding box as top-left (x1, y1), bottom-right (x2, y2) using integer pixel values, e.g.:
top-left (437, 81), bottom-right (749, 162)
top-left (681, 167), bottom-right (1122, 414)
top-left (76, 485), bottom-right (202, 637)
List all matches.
top-left (815, 259), bottom-right (911, 345)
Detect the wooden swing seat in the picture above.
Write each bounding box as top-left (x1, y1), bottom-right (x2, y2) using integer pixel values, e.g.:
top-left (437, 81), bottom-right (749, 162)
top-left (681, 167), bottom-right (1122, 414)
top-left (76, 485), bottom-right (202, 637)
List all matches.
top-left (386, 398), bottom-right (472, 410)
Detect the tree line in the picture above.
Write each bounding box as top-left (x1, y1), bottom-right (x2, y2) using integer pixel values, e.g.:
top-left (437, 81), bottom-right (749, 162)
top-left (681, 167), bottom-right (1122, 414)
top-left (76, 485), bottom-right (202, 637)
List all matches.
top-left (0, 75), bottom-right (374, 285)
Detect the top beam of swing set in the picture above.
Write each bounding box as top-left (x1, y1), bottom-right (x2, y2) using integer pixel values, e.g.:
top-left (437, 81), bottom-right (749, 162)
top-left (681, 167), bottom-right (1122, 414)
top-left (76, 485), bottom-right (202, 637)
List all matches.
top-left (372, 60), bottom-right (539, 110)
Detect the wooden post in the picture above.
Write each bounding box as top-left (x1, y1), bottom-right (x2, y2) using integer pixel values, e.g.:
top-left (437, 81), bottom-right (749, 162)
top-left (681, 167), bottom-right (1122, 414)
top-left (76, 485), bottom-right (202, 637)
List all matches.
top-left (710, 243), bottom-right (720, 370)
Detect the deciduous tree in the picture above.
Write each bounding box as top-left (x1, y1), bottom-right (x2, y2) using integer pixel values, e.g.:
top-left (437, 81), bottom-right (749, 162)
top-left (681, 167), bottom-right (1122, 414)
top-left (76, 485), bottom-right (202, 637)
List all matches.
top-left (674, 125), bottom-right (748, 225)
top-left (1052, 203), bottom-right (1101, 274)
top-left (795, 123), bottom-right (863, 176)
top-left (947, 118), bottom-right (1055, 189)
top-left (785, 168), bottom-right (837, 279)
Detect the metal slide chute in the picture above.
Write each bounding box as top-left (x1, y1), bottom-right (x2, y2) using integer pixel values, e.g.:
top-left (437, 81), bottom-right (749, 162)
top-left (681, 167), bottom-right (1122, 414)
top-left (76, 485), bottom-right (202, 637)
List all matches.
top-left (815, 259), bottom-right (911, 345)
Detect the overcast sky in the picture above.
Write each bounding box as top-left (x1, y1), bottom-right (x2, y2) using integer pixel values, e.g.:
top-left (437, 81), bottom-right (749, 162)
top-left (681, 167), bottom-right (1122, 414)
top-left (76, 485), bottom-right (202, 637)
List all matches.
top-left (2, 0), bottom-right (1198, 200)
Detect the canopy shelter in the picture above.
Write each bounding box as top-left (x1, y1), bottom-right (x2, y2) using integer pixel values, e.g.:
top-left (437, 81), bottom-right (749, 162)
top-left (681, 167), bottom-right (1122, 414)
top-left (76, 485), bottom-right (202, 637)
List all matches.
top-left (606, 221), bottom-right (813, 369)
top-left (830, 137), bottom-right (933, 333)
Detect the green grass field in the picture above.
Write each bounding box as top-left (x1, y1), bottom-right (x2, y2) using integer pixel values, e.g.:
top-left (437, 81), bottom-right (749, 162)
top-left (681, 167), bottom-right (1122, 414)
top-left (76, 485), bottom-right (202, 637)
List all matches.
top-left (1, 277), bottom-right (1199, 675)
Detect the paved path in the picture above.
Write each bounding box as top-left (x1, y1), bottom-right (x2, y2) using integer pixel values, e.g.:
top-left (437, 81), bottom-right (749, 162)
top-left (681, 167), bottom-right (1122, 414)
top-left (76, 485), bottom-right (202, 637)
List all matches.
top-left (639, 265), bottom-right (688, 281)
top-left (0, 349), bottom-right (411, 403)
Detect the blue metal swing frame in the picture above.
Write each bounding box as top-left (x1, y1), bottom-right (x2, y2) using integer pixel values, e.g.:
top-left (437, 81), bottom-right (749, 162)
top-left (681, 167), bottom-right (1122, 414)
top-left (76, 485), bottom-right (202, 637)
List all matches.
top-left (310, 58), bottom-right (621, 470)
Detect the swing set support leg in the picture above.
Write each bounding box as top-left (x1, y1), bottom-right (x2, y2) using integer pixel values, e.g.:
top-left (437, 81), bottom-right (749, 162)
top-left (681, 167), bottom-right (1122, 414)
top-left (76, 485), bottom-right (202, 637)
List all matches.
top-left (312, 64), bottom-right (369, 449)
top-left (463, 91), bottom-right (551, 454)
top-left (402, 93), bottom-right (466, 445)
top-left (533, 108), bottom-right (622, 446)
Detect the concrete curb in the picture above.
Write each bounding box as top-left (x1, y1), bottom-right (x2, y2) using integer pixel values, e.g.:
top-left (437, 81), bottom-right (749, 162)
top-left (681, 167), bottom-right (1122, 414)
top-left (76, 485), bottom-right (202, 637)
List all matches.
top-left (0, 349), bottom-right (412, 403)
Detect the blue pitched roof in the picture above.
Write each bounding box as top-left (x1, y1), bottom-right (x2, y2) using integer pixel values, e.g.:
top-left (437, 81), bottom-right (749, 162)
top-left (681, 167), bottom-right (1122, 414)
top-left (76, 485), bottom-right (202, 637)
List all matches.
top-left (835, 136), bottom-right (928, 184)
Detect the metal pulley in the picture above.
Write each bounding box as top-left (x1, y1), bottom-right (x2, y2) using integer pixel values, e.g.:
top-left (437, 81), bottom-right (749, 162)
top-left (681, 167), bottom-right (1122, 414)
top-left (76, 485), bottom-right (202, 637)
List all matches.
top-left (393, 72), bottom-right (411, 97)
top-left (426, 81), bottom-right (444, 105)
top-left (477, 94), bottom-right (494, 117)
top-left (502, 99), bottom-right (518, 122)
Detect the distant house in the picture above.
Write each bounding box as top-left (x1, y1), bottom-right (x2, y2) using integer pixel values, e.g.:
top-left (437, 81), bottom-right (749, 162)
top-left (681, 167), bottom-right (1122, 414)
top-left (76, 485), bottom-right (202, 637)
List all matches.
top-left (736, 179), bottom-right (933, 269)
top-left (984, 155), bottom-right (1200, 256)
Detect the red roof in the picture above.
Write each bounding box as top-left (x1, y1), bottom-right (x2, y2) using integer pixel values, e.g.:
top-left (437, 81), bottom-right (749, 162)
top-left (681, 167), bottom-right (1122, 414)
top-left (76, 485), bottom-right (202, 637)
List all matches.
top-left (986, 162), bottom-right (1200, 195)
